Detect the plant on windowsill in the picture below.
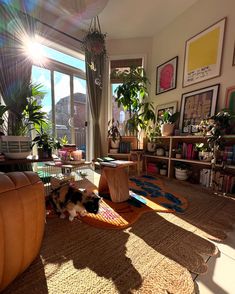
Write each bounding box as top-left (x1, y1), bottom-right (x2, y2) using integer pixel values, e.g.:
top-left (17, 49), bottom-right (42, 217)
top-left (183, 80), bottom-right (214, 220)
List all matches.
top-left (32, 123), bottom-right (62, 159)
top-left (158, 110), bottom-right (180, 136)
top-left (107, 118), bottom-right (121, 149)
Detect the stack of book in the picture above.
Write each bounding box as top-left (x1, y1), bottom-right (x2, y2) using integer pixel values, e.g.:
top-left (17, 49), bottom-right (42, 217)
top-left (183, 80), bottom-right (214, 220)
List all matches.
top-left (211, 170), bottom-right (235, 194)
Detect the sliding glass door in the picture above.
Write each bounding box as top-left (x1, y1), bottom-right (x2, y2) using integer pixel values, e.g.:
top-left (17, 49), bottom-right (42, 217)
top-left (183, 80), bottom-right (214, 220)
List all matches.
top-left (32, 65), bottom-right (88, 158)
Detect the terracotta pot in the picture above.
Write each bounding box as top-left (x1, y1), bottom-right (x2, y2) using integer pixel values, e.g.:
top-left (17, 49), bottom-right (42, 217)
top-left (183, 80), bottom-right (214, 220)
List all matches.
top-left (161, 124), bottom-right (175, 136)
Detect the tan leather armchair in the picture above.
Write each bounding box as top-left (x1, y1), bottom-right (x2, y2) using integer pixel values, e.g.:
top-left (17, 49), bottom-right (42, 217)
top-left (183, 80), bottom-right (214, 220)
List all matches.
top-left (0, 172), bottom-right (45, 292)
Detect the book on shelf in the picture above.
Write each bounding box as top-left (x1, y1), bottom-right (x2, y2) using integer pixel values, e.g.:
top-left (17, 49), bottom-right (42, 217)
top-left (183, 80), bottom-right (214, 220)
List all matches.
top-left (211, 170), bottom-right (235, 194)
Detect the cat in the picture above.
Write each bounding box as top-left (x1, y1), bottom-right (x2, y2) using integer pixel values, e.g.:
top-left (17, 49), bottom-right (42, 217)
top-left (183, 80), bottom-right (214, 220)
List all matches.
top-left (49, 185), bottom-right (101, 221)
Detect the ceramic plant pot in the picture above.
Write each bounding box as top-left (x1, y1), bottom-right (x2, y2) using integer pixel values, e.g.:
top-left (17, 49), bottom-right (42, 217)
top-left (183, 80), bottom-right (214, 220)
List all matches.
top-left (161, 123), bottom-right (174, 136)
top-left (147, 142), bottom-right (156, 152)
top-left (175, 168), bottom-right (189, 181)
top-left (0, 136), bottom-right (31, 159)
top-left (110, 139), bottom-right (120, 149)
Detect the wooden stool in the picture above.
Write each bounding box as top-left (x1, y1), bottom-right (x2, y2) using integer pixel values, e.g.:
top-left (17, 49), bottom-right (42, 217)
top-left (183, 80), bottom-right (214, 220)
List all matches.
top-left (98, 165), bottom-right (130, 202)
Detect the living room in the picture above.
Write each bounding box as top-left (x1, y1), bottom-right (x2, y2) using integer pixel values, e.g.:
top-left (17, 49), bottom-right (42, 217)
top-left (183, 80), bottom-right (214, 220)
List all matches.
top-left (1, 0), bottom-right (235, 293)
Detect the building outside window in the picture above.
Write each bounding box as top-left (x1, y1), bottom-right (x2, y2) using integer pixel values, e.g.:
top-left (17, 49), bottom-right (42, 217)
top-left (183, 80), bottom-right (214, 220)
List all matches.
top-left (31, 40), bottom-right (88, 158)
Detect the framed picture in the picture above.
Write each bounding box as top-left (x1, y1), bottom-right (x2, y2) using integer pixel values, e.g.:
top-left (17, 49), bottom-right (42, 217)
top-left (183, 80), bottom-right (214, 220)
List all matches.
top-left (183, 18), bottom-right (226, 87)
top-left (156, 101), bottom-right (178, 120)
top-left (156, 56), bottom-right (178, 95)
top-left (225, 86), bottom-right (235, 113)
top-left (179, 84), bottom-right (220, 133)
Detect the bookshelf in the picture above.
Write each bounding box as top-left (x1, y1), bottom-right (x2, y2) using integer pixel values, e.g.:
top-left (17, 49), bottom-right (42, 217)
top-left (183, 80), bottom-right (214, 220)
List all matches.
top-left (143, 135), bottom-right (235, 195)
top-left (107, 136), bottom-right (138, 160)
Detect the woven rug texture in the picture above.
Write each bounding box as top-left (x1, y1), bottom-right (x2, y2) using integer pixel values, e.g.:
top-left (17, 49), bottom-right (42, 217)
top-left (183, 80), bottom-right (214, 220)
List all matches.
top-left (3, 178), bottom-right (235, 294)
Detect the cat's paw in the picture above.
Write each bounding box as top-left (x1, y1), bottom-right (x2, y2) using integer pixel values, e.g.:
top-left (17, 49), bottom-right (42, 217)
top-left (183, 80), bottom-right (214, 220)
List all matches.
top-left (80, 210), bottom-right (87, 217)
top-left (60, 213), bottom-right (66, 219)
top-left (69, 215), bottom-right (75, 222)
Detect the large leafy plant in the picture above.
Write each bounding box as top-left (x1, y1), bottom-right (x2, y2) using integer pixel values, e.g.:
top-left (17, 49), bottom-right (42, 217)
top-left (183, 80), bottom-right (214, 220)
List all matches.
top-left (199, 110), bottom-right (234, 151)
top-left (3, 83), bottom-right (47, 136)
top-left (113, 67), bottom-right (155, 134)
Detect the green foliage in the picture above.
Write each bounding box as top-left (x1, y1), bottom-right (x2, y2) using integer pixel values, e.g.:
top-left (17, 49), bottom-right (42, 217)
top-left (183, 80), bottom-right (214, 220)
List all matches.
top-left (146, 122), bottom-right (161, 142)
top-left (0, 105), bottom-right (8, 125)
top-left (4, 83), bottom-right (47, 136)
top-left (32, 123), bottom-right (61, 151)
top-left (59, 135), bottom-right (69, 146)
top-left (199, 110), bottom-right (234, 150)
top-left (159, 110), bottom-right (180, 124)
top-left (113, 67), bottom-right (155, 134)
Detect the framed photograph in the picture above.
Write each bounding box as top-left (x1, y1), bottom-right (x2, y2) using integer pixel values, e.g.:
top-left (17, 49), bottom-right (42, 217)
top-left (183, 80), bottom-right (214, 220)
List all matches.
top-left (225, 86), bottom-right (235, 113)
top-left (156, 56), bottom-right (178, 95)
top-left (183, 18), bottom-right (226, 87)
top-left (156, 101), bottom-right (178, 120)
top-left (179, 84), bottom-right (220, 133)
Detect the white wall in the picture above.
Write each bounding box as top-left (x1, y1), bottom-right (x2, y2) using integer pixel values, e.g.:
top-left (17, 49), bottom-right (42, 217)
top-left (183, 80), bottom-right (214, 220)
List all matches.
top-left (150, 0), bottom-right (235, 111)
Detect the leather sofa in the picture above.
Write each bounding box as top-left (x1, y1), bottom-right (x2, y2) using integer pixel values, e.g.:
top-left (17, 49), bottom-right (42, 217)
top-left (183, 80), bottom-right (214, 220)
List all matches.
top-left (0, 172), bottom-right (45, 291)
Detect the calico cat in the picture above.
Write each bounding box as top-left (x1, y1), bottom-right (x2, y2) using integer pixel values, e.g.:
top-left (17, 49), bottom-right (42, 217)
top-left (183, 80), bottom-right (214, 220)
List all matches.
top-left (50, 185), bottom-right (101, 221)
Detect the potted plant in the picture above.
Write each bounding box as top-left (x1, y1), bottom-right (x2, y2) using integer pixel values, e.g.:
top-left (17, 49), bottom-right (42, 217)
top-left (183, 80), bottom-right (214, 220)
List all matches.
top-left (174, 162), bottom-right (191, 181)
top-left (108, 118), bottom-right (121, 149)
top-left (146, 122), bottom-right (161, 152)
top-left (175, 147), bottom-right (182, 159)
top-left (195, 143), bottom-right (213, 161)
top-left (113, 67), bottom-right (156, 136)
top-left (199, 110), bottom-right (233, 149)
top-left (0, 83), bottom-right (47, 159)
top-left (32, 124), bottom-right (61, 159)
top-left (158, 161), bottom-right (168, 176)
top-left (159, 110), bottom-right (180, 136)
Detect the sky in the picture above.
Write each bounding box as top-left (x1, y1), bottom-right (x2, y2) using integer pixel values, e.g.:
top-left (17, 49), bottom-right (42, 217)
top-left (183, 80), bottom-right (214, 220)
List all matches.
top-left (31, 43), bottom-right (86, 113)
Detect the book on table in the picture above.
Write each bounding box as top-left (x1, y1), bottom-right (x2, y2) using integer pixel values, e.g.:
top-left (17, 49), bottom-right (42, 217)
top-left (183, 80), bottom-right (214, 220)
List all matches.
top-left (99, 160), bottom-right (135, 167)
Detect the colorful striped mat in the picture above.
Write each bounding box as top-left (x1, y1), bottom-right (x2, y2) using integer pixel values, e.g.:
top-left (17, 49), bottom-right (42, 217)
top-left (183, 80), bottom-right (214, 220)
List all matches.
top-left (79, 175), bottom-right (188, 229)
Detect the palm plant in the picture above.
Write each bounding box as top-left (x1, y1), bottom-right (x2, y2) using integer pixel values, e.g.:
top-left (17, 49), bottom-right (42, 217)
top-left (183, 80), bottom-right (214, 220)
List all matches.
top-left (5, 82), bottom-right (47, 136)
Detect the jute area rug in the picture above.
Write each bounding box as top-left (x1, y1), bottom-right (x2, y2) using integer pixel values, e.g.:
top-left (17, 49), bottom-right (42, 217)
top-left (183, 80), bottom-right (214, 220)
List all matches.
top-left (3, 178), bottom-right (235, 294)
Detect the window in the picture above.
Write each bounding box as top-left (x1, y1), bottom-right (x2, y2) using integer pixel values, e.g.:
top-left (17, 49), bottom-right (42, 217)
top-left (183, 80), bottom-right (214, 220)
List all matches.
top-left (31, 42), bottom-right (88, 157)
top-left (110, 58), bottom-right (143, 133)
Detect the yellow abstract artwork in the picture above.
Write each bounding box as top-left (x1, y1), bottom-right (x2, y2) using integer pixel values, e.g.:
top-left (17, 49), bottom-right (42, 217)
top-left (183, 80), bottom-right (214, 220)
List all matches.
top-left (187, 28), bottom-right (220, 71)
top-left (183, 18), bottom-right (226, 87)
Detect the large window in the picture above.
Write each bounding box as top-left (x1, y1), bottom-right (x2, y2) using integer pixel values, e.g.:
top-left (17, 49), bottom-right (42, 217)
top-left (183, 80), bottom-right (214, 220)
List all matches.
top-left (31, 42), bottom-right (88, 157)
top-left (110, 58), bottom-right (143, 135)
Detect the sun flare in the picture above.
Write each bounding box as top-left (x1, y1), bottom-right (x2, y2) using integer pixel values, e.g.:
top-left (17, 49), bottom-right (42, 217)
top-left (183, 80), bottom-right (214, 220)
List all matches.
top-left (23, 38), bottom-right (46, 66)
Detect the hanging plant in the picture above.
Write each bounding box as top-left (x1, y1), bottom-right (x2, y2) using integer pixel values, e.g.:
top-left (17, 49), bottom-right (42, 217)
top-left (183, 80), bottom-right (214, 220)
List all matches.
top-left (83, 30), bottom-right (106, 56)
